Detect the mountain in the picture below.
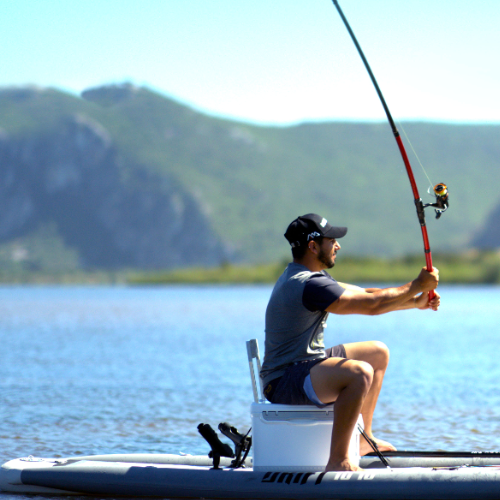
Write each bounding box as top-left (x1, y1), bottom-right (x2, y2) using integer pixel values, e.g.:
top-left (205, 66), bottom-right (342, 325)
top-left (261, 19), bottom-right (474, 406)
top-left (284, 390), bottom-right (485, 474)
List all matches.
top-left (0, 84), bottom-right (499, 271)
top-left (0, 86), bottom-right (226, 270)
top-left (472, 203), bottom-right (500, 249)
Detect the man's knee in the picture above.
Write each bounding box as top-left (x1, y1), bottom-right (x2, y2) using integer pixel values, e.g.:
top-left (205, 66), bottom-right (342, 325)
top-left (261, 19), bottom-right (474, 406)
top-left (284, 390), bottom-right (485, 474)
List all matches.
top-left (350, 360), bottom-right (374, 391)
top-left (372, 341), bottom-right (390, 369)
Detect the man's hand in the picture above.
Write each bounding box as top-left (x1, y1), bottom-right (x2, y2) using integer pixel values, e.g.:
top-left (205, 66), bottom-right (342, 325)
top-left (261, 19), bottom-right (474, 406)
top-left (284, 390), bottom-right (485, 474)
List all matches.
top-left (415, 290), bottom-right (441, 311)
top-left (415, 267), bottom-right (439, 293)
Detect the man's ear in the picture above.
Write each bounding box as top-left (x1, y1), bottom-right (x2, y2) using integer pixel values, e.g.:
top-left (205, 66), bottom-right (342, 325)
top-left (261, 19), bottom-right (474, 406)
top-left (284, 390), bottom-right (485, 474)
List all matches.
top-left (308, 241), bottom-right (318, 254)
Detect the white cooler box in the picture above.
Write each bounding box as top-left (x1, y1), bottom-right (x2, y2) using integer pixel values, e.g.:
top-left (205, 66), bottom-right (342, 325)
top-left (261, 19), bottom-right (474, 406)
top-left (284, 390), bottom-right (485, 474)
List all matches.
top-left (251, 401), bottom-right (362, 472)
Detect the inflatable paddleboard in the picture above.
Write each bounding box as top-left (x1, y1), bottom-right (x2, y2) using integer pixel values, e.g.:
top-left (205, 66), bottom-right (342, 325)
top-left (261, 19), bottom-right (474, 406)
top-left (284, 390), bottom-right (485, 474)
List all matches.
top-left (3, 451), bottom-right (500, 499)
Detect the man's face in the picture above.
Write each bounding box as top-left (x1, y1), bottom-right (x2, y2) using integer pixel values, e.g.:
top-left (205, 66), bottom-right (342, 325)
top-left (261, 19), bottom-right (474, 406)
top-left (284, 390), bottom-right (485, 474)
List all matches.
top-left (317, 238), bottom-right (341, 269)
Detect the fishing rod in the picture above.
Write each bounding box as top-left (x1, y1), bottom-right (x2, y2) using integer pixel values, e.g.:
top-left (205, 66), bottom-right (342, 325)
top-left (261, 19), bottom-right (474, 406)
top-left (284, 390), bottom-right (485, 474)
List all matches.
top-left (331, 0), bottom-right (449, 300)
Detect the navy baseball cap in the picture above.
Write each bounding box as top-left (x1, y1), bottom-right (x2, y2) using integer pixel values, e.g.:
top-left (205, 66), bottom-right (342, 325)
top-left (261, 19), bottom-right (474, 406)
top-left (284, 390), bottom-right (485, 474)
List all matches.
top-left (284, 213), bottom-right (347, 248)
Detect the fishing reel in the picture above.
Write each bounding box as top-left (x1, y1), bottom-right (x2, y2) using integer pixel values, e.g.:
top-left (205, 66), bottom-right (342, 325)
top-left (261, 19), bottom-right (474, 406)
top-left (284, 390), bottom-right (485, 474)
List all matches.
top-left (423, 183), bottom-right (449, 219)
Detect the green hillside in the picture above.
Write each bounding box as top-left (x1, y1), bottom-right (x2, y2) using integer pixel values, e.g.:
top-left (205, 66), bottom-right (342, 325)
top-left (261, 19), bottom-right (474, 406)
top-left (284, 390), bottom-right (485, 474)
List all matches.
top-left (0, 84), bottom-right (499, 270)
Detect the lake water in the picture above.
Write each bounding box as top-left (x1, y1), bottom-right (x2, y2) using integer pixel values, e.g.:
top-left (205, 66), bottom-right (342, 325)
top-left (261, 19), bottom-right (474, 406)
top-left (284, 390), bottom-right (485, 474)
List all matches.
top-left (1, 284), bottom-right (500, 499)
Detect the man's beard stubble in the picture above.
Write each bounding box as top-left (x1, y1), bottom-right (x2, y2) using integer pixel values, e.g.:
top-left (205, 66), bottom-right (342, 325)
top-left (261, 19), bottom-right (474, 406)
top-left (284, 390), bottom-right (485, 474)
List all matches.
top-left (318, 247), bottom-right (335, 269)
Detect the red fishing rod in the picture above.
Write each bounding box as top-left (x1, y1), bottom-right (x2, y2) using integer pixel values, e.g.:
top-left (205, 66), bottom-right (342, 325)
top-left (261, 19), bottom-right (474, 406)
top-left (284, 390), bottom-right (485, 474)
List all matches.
top-left (331, 0), bottom-right (449, 300)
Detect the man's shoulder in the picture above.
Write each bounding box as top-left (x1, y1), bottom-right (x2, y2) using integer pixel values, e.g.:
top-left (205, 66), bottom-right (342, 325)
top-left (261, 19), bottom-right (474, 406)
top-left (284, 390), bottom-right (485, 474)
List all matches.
top-left (271, 264), bottom-right (317, 298)
top-left (274, 265), bottom-right (336, 293)
top-left (285, 263), bottom-right (326, 282)
top-left (307, 270), bottom-right (336, 284)
top-left (303, 272), bottom-right (344, 312)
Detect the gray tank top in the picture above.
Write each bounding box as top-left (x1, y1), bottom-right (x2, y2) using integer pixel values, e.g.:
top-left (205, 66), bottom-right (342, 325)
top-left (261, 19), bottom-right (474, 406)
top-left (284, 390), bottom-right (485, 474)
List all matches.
top-left (260, 263), bottom-right (337, 386)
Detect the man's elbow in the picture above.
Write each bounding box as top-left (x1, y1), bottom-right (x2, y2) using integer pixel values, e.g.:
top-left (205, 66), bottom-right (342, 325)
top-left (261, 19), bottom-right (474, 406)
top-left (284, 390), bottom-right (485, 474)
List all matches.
top-left (366, 308), bottom-right (384, 316)
top-left (331, 302), bottom-right (382, 316)
top-left (364, 300), bottom-right (385, 316)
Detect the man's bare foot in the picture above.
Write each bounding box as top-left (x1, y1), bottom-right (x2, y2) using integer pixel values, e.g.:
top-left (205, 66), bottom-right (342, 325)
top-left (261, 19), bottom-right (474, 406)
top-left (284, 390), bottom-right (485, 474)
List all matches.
top-left (325, 458), bottom-right (363, 472)
top-left (360, 435), bottom-right (397, 456)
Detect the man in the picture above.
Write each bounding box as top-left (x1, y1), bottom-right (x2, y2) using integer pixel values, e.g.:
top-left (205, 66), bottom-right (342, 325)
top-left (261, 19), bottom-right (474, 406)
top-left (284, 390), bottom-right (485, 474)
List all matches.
top-left (260, 213), bottom-right (440, 472)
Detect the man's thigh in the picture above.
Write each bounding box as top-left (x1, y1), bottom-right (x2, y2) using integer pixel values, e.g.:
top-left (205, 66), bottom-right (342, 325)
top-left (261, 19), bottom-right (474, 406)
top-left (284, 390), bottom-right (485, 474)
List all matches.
top-left (309, 356), bottom-right (368, 404)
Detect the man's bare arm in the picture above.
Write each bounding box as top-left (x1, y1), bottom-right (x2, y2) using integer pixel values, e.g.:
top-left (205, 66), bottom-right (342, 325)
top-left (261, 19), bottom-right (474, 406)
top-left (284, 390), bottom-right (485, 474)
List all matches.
top-left (335, 283), bottom-right (427, 312)
top-left (328, 267), bottom-right (439, 316)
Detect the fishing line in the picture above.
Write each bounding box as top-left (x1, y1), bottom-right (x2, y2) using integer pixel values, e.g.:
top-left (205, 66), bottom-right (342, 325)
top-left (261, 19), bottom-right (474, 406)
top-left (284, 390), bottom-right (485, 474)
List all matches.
top-left (397, 120), bottom-right (434, 194)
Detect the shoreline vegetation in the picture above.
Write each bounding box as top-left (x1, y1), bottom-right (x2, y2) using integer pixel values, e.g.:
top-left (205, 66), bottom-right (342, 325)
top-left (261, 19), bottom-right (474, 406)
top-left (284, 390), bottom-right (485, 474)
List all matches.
top-left (1, 251), bottom-right (500, 285)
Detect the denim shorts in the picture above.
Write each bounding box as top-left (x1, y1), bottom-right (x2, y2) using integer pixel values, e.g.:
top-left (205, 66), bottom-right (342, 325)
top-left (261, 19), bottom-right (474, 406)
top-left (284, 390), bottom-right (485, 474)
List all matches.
top-left (264, 344), bottom-right (347, 407)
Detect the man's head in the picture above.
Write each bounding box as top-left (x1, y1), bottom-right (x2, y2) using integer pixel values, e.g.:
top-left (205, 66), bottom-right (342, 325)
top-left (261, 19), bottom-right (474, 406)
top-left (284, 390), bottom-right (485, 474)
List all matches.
top-left (284, 213), bottom-right (347, 261)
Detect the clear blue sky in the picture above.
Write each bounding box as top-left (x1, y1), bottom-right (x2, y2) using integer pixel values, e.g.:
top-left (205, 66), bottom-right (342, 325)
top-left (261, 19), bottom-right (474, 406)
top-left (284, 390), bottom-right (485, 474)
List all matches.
top-left (1, 0), bottom-right (499, 125)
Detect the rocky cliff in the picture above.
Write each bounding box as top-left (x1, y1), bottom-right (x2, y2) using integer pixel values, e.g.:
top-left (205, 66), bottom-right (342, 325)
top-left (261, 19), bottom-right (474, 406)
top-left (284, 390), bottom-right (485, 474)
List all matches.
top-left (0, 94), bottom-right (227, 269)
